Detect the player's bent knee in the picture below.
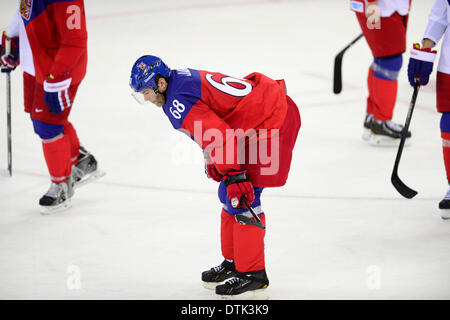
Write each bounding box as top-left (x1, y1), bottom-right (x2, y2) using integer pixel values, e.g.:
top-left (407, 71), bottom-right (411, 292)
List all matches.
top-left (440, 112), bottom-right (450, 133)
top-left (31, 118), bottom-right (65, 141)
top-left (372, 54), bottom-right (403, 81)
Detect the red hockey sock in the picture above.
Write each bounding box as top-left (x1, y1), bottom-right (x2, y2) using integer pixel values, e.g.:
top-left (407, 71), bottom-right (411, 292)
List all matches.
top-left (368, 68), bottom-right (398, 121)
top-left (64, 122), bottom-right (80, 165)
top-left (42, 134), bottom-right (72, 183)
top-left (366, 68), bottom-right (376, 115)
top-left (221, 209), bottom-right (235, 261)
top-left (233, 213), bottom-right (266, 273)
top-left (441, 131), bottom-right (450, 182)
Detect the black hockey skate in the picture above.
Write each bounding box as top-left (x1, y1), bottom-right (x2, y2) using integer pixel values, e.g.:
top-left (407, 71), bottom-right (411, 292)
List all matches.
top-left (369, 120), bottom-right (411, 147)
top-left (215, 269), bottom-right (269, 300)
top-left (71, 145), bottom-right (105, 189)
top-left (439, 188), bottom-right (450, 220)
top-left (39, 177), bottom-right (74, 214)
top-left (202, 259), bottom-right (236, 290)
top-left (362, 113), bottom-right (374, 141)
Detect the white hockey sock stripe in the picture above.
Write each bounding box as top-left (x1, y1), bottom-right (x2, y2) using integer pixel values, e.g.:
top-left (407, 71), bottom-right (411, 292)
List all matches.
top-left (51, 175), bottom-right (67, 183)
top-left (42, 133), bottom-right (64, 144)
top-left (443, 138), bottom-right (450, 148)
top-left (65, 89), bottom-right (71, 107)
top-left (58, 91), bottom-right (65, 111)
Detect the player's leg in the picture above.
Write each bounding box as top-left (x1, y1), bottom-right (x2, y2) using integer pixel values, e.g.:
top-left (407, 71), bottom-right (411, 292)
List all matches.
top-left (436, 71), bottom-right (450, 219)
top-left (202, 183), bottom-right (237, 289)
top-left (31, 117), bottom-right (74, 213)
top-left (367, 54), bottom-right (412, 145)
top-left (356, 12), bottom-right (411, 145)
top-left (214, 186), bottom-right (269, 299)
top-left (30, 82), bottom-right (76, 213)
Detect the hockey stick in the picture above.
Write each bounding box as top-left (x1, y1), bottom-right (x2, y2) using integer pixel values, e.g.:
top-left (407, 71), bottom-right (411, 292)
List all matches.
top-left (235, 197), bottom-right (265, 230)
top-left (6, 71), bottom-right (12, 176)
top-left (391, 81), bottom-right (420, 199)
top-left (333, 33), bottom-right (364, 94)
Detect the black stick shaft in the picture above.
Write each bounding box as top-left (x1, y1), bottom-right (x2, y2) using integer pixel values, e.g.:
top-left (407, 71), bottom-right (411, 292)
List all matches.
top-left (6, 72), bottom-right (11, 176)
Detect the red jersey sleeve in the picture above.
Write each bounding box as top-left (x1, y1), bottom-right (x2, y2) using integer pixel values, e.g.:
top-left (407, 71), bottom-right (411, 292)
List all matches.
top-left (181, 100), bottom-right (242, 174)
top-left (49, 0), bottom-right (87, 79)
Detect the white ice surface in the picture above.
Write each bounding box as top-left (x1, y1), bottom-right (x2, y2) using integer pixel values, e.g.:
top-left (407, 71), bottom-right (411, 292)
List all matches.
top-left (0, 0), bottom-right (449, 300)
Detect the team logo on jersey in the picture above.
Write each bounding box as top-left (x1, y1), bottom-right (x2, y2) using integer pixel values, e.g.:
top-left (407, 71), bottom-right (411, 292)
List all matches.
top-left (20, 0), bottom-right (33, 20)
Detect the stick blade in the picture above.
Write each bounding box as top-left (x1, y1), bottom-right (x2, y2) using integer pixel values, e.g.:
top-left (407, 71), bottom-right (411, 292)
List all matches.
top-left (391, 173), bottom-right (418, 199)
top-left (333, 53), bottom-right (343, 94)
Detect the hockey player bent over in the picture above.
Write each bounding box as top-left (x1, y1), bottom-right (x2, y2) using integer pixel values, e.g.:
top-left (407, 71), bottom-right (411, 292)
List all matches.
top-left (407, 0), bottom-right (450, 219)
top-left (351, 0), bottom-right (412, 146)
top-left (0, 0), bottom-right (103, 214)
top-left (129, 55), bottom-right (301, 299)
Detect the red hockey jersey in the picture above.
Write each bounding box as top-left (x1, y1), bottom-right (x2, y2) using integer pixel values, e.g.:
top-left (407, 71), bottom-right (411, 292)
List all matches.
top-left (20, 0), bottom-right (87, 84)
top-left (163, 68), bottom-right (301, 187)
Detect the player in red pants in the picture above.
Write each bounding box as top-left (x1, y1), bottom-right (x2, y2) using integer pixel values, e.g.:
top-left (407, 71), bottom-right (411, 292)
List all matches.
top-left (129, 55), bottom-right (301, 299)
top-left (351, 0), bottom-right (412, 146)
top-left (407, 0), bottom-right (450, 219)
top-left (0, 0), bottom-right (102, 214)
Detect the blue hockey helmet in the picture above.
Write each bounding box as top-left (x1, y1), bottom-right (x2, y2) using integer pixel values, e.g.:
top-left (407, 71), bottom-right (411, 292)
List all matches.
top-left (129, 55), bottom-right (171, 93)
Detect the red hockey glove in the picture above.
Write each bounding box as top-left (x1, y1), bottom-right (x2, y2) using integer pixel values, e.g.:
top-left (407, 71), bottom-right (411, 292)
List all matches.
top-left (203, 150), bottom-right (223, 182)
top-left (0, 32), bottom-right (19, 73)
top-left (205, 163), bottom-right (223, 182)
top-left (43, 74), bottom-right (73, 114)
top-left (223, 170), bottom-right (254, 209)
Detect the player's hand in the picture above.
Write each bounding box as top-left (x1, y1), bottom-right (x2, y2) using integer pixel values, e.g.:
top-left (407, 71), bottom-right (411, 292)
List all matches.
top-left (0, 32), bottom-right (19, 73)
top-left (205, 163), bottom-right (223, 182)
top-left (408, 43), bottom-right (437, 86)
top-left (366, 1), bottom-right (380, 28)
top-left (43, 74), bottom-right (72, 114)
top-left (204, 151), bottom-right (223, 182)
top-left (223, 170), bottom-right (254, 209)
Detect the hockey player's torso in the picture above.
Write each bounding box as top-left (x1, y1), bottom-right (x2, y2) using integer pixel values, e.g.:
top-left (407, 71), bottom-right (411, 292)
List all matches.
top-left (19, 0), bottom-right (87, 84)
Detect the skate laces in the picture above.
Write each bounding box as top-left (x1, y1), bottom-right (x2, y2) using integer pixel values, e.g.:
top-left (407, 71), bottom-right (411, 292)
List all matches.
top-left (213, 264), bottom-right (223, 273)
top-left (386, 120), bottom-right (403, 132)
top-left (225, 277), bottom-right (241, 285)
top-left (443, 188), bottom-right (450, 200)
top-left (45, 182), bottom-right (65, 198)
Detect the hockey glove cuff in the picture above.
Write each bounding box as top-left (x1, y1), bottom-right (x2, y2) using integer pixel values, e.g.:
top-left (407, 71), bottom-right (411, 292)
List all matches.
top-left (408, 43), bottom-right (437, 86)
top-left (223, 170), bottom-right (254, 209)
top-left (43, 75), bottom-right (73, 114)
top-left (0, 32), bottom-right (19, 73)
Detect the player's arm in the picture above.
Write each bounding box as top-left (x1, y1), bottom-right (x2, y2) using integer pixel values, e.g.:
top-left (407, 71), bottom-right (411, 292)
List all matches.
top-left (48, 0), bottom-right (87, 80)
top-left (407, 0), bottom-right (447, 86)
top-left (1, 10), bottom-right (20, 72)
top-left (422, 0), bottom-right (448, 48)
top-left (180, 102), bottom-right (254, 209)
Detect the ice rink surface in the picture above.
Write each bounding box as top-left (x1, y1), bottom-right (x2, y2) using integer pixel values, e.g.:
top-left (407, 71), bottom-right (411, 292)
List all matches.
top-left (1, 0), bottom-right (449, 300)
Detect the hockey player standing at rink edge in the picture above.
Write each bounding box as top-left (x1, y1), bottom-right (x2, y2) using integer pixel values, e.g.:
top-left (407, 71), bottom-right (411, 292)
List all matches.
top-left (0, 0), bottom-right (102, 214)
top-left (129, 55), bottom-right (301, 299)
top-left (407, 0), bottom-right (450, 220)
top-left (351, 0), bottom-right (413, 146)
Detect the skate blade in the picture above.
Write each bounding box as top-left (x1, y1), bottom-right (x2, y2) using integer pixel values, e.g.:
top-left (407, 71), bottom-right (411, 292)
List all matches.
top-left (368, 134), bottom-right (411, 147)
top-left (203, 281), bottom-right (222, 290)
top-left (440, 211), bottom-right (450, 220)
top-left (218, 288), bottom-right (269, 300)
top-left (40, 199), bottom-right (72, 215)
top-left (73, 169), bottom-right (106, 190)
top-left (362, 128), bottom-right (371, 141)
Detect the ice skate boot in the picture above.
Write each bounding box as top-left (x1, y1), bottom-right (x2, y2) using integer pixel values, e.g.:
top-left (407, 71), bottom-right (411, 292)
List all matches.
top-left (39, 177), bottom-right (74, 214)
top-left (438, 187), bottom-right (450, 220)
top-left (202, 259), bottom-right (236, 290)
top-left (362, 114), bottom-right (373, 141)
top-left (215, 269), bottom-right (269, 300)
top-left (71, 145), bottom-right (105, 189)
top-left (369, 120), bottom-right (411, 147)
